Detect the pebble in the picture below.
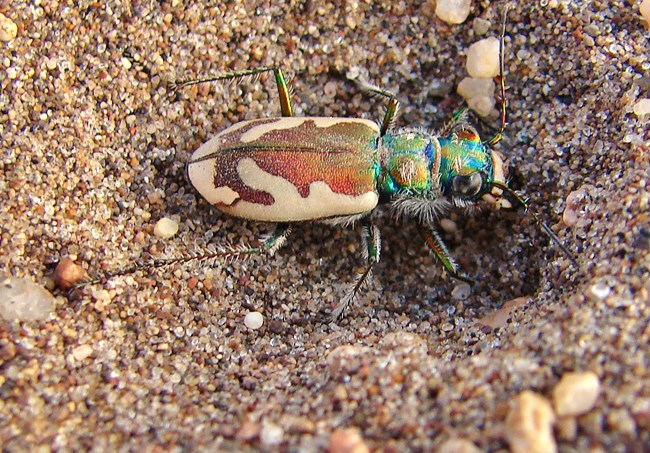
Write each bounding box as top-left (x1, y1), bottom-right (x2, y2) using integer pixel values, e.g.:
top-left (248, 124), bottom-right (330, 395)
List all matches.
top-left (504, 391), bottom-right (557, 453)
top-left (437, 437), bottom-right (483, 453)
top-left (562, 187), bottom-right (589, 227)
top-left (585, 279), bottom-right (612, 301)
top-left (466, 37), bottom-right (500, 78)
top-left (0, 277), bottom-right (55, 321)
top-left (71, 344), bottom-right (94, 361)
top-left (260, 421), bottom-right (284, 448)
top-left (244, 311), bottom-right (264, 330)
top-left (641, 0), bottom-right (650, 26)
top-left (0, 13), bottom-right (17, 41)
top-left (552, 371), bottom-right (601, 417)
top-left (632, 98), bottom-right (650, 116)
top-left (478, 297), bottom-right (531, 329)
top-left (456, 77), bottom-right (495, 117)
top-left (153, 217), bottom-right (179, 239)
top-left (54, 258), bottom-right (89, 290)
top-left (434, 0), bottom-right (471, 24)
top-left (451, 282), bottom-right (471, 301)
top-left (329, 428), bottom-right (370, 453)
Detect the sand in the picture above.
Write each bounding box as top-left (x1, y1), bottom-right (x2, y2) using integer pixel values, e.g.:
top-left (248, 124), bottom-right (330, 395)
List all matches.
top-left (1, 1), bottom-right (648, 451)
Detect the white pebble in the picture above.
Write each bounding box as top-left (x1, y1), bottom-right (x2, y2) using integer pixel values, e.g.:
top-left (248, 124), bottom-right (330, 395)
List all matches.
top-left (586, 280), bottom-right (611, 301)
top-left (0, 277), bottom-right (55, 321)
top-left (260, 421), bottom-right (284, 448)
top-left (0, 13), bottom-right (18, 42)
top-left (437, 438), bottom-right (483, 453)
top-left (434, 0), bottom-right (471, 24)
top-left (633, 98), bottom-right (650, 116)
top-left (505, 391), bottom-right (557, 453)
top-left (244, 311), bottom-right (264, 330)
top-left (153, 217), bottom-right (179, 239)
top-left (552, 371), bottom-right (601, 417)
top-left (457, 77), bottom-right (496, 117)
top-left (466, 37), bottom-right (500, 78)
top-left (451, 282), bottom-right (471, 300)
top-left (641, 0), bottom-right (650, 26)
top-left (72, 344), bottom-right (94, 361)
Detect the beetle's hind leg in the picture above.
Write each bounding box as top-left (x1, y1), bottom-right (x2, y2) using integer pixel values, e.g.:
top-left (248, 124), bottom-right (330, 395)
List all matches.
top-left (71, 223), bottom-right (293, 293)
top-left (327, 222), bottom-right (381, 320)
top-left (172, 66), bottom-right (294, 117)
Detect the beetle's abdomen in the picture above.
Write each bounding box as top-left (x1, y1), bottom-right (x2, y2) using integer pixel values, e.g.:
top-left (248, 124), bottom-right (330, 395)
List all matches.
top-left (188, 117), bottom-right (381, 222)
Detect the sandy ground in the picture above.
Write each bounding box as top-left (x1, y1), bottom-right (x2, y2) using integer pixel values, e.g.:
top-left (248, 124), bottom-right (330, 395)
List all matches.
top-left (1, 1), bottom-right (649, 451)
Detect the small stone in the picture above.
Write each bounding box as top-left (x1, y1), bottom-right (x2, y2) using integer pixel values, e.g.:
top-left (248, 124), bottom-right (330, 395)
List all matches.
top-left (0, 13), bottom-right (18, 42)
top-left (0, 277), bottom-right (55, 321)
top-left (329, 428), bottom-right (369, 453)
top-left (439, 218), bottom-right (458, 233)
top-left (478, 297), bottom-right (531, 329)
top-left (505, 391), bottom-right (557, 453)
top-left (260, 421), bottom-right (284, 448)
top-left (451, 282), bottom-right (471, 300)
top-left (585, 279), bottom-right (612, 301)
top-left (236, 420), bottom-right (261, 441)
top-left (434, 0), bottom-right (471, 25)
top-left (466, 37), bottom-right (500, 78)
top-left (437, 437), bottom-right (483, 453)
top-left (71, 344), bottom-right (94, 361)
top-left (244, 311), bottom-right (264, 330)
top-left (457, 77), bottom-right (496, 117)
top-left (54, 258), bottom-right (89, 290)
top-left (555, 416), bottom-right (578, 441)
top-left (552, 371), bottom-right (600, 417)
top-left (641, 0), bottom-right (650, 26)
top-left (153, 217), bottom-right (179, 239)
top-left (563, 187), bottom-right (589, 227)
top-left (632, 98), bottom-right (650, 116)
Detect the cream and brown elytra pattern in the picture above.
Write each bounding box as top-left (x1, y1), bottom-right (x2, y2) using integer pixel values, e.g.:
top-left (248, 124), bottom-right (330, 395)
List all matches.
top-left (187, 117), bottom-right (382, 222)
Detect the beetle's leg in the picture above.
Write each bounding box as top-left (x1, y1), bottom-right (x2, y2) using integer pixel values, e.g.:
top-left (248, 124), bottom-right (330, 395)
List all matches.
top-left (258, 223), bottom-right (292, 255)
top-left (348, 80), bottom-right (401, 137)
top-left (329, 223), bottom-right (381, 320)
top-left (418, 223), bottom-right (473, 284)
top-left (173, 66), bottom-right (293, 117)
top-left (72, 224), bottom-right (293, 292)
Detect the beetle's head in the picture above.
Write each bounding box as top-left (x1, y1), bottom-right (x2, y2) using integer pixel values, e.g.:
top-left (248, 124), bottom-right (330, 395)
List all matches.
top-left (439, 125), bottom-right (510, 209)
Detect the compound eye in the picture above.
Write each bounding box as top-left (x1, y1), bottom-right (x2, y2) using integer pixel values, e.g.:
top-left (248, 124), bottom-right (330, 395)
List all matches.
top-left (451, 172), bottom-right (484, 197)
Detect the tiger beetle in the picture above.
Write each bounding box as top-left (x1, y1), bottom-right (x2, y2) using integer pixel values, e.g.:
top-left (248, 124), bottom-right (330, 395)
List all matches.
top-left (82, 12), bottom-right (576, 320)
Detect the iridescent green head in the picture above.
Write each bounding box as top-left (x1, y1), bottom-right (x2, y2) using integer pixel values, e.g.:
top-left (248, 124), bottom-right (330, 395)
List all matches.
top-left (438, 126), bottom-right (506, 206)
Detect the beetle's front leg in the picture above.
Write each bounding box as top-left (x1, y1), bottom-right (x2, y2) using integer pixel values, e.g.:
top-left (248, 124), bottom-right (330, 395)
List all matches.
top-left (328, 222), bottom-right (381, 320)
top-left (418, 223), bottom-right (473, 284)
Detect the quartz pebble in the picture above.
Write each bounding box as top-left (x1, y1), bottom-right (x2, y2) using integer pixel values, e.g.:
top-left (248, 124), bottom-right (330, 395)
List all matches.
top-left (434, 0), bottom-right (471, 24)
top-left (552, 371), bottom-right (601, 417)
top-left (153, 217), bottom-right (179, 239)
top-left (632, 98), bottom-right (650, 116)
top-left (0, 277), bottom-right (55, 321)
top-left (260, 421), bottom-right (284, 448)
top-left (451, 282), bottom-right (471, 300)
top-left (329, 428), bottom-right (370, 453)
top-left (505, 391), bottom-right (557, 453)
top-left (466, 37), bottom-right (500, 78)
top-left (0, 13), bottom-right (17, 41)
top-left (244, 311), bottom-right (264, 330)
top-left (437, 438), bottom-right (483, 453)
top-left (71, 344), bottom-right (94, 361)
top-left (641, 0), bottom-right (650, 26)
top-left (457, 77), bottom-right (496, 117)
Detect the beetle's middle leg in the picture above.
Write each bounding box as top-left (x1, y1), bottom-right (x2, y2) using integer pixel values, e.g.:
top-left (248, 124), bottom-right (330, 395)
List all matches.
top-left (329, 222), bottom-right (381, 320)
